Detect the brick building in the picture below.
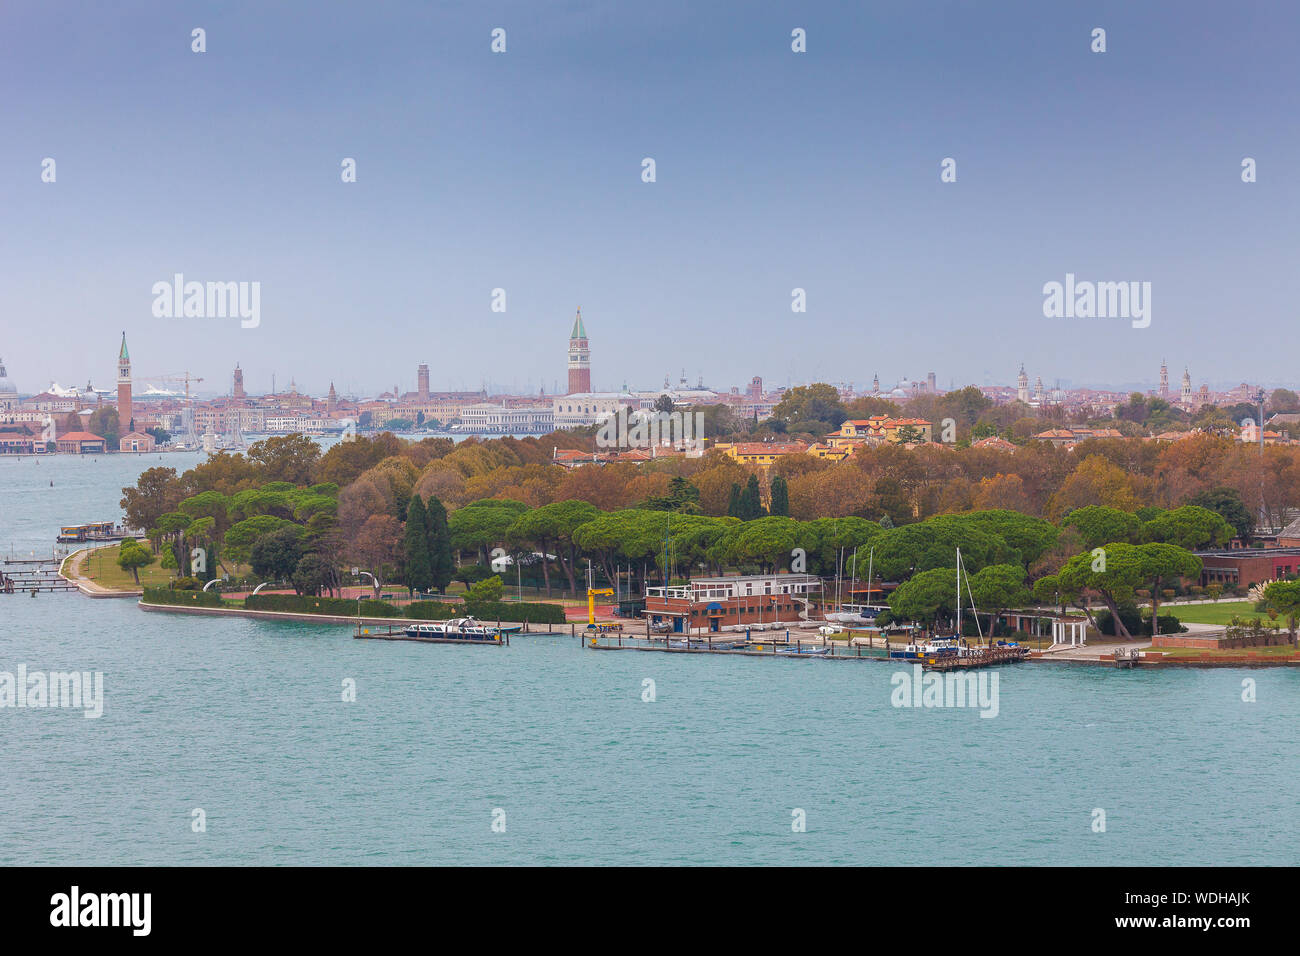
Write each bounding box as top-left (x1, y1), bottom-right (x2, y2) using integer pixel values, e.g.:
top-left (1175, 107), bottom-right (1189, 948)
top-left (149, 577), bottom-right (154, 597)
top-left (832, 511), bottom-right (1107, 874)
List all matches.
top-left (644, 573), bottom-right (822, 634)
top-left (1196, 548), bottom-right (1300, 588)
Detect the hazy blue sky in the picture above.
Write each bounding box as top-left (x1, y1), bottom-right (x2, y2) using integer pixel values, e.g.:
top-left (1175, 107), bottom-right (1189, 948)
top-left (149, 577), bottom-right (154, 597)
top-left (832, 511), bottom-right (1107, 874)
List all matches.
top-left (2, 1), bottom-right (1295, 398)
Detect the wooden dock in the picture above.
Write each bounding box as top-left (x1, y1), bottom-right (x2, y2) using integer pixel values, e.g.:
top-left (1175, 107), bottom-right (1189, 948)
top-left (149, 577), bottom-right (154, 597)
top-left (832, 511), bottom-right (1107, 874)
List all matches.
top-left (1, 568), bottom-right (78, 593)
top-left (583, 630), bottom-right (889, 661)
top-left (1112, 648), bottom-right (1142, 668)
top-left (353, 622), bottom-right (509, 647)
top-left (921, 646), bottom-right (1032, 671)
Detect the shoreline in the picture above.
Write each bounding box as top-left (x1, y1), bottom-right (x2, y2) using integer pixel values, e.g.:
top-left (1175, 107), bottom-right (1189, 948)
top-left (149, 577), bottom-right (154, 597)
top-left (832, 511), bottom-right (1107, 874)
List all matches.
top-left (131, 600), bottom-right (1300, 666)
top-left (135, 600), bottom-right (552, 631)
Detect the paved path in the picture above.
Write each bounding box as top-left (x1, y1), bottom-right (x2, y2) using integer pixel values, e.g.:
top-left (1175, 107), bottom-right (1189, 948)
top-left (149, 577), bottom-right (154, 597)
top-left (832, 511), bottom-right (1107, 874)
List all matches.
top-left (60, 547), bottom-right (140, 598)
top-left (1037, 639), bottom-right (1150, 661)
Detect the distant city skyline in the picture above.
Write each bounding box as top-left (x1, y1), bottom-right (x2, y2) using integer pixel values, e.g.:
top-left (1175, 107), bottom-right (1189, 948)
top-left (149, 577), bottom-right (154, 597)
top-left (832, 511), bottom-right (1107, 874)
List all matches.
top-left (6, 332), bottom-right (1290, 405)
top-left (3, 1), bottom-right (1296, 394)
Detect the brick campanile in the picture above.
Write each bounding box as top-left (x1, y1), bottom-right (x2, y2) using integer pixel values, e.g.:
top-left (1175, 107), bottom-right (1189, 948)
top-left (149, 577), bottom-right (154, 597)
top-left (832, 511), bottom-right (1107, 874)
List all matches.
top-left (117, 331), bottom-right (132, 427)
top-left (567, 308), bottom-right (591, 394)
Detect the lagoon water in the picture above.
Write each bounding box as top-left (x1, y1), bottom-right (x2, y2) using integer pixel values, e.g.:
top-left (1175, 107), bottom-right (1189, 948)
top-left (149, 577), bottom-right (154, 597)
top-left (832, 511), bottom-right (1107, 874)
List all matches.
top-left (2, 453), bottom-right (1297, 865)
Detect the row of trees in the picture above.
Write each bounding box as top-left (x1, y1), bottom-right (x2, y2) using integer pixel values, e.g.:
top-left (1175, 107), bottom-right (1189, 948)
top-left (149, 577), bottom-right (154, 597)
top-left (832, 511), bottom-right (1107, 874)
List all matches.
top-left (122, 430), bottom-right (1300, 539)
top-left (119, 433), bottom-right (1273, 626)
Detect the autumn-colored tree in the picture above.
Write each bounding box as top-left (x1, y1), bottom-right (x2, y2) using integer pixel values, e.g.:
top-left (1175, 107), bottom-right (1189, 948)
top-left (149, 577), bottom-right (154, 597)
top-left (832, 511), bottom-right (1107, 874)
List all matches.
top-left (1047, 455), bottom-right (1140, 520)
top-left (315, 433), bottom-right (406, 487)
top-left (120, 467), bottom-right (184, 534)
top-left (971, 473), bottom-right (1032, 514)
top-left (246, 434), bottom-right (321, 485)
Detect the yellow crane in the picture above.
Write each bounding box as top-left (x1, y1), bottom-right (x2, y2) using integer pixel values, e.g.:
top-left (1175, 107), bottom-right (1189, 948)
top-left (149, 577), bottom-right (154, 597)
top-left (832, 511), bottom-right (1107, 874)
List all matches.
top-left (586, 587), bottom-right (615, 629)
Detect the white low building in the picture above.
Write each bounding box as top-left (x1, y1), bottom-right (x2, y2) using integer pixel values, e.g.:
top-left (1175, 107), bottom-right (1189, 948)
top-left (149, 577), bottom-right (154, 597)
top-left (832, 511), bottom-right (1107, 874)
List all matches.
top-left (459, 403), bottom-right (555, 433)
top-left (552, 392), bottom-right (638, 428)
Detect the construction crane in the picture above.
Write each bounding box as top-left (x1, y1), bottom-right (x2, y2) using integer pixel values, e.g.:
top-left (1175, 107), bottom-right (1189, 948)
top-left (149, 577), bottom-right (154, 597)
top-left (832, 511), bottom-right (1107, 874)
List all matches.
top-left (138, 372), bottom-right (204, 403)
top-left (138, 372), bottom-right (205, 445)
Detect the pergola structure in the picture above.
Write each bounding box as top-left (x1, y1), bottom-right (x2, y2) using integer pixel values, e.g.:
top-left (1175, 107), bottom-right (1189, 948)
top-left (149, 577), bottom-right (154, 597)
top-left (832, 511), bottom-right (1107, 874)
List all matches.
top-left (997, 611), bottom-right (1091, 647)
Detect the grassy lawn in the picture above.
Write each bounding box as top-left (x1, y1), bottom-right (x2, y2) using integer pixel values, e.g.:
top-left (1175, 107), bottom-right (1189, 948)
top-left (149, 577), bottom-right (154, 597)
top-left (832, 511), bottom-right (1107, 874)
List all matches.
top-left (1169, 601), bottom-right (1284, 628)
top-left (80, 543), bottom-right (176, 590)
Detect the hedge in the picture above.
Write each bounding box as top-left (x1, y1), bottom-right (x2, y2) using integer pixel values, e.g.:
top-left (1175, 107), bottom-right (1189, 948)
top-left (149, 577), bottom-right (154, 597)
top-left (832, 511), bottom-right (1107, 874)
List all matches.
top-left (463, 600), bottom-right (567, 625)
top-left (143, 587), bottom-right (225, 608)
top-left (244, 594), bottom-right (401, 617)
top-left (404, 601), bottom-right (458, 620)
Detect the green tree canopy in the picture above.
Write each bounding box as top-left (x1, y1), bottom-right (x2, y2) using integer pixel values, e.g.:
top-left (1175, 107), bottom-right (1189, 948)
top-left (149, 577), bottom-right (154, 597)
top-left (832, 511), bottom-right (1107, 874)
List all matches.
top-left (116, 540), bottom-right (154, 585)
top-left (966, 564), bottom-right (1031, 632)
top-left (1140, 505), bottom-right (1233, 551)
top-left (1061, 505), bottom-right (1141, 550)
top-left (771, 383), bottom-right (847, 431)
top-left (1186, 487), bottom-right (1254, 541)
top-left (888, 567), bottom-right (957, 625)
top-left (225, 515), bottom-right (298, 565)
top-left (873, 515), bottom-right (1011, 579)
top-left (448, 499), bottom-right (530, 561)
top-left (250, 527), bottom-right (303, 582)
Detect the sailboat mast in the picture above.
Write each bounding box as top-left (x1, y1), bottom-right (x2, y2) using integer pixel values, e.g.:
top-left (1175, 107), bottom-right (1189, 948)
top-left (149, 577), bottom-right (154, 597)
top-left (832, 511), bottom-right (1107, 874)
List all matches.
top-left (956, 546), bottom-right (962, 637)
top-left (850, 547), bottom-right (857, 605)
top-left (835, 546), bottom-right (843, 609)
top-left (866, 547), bottom-right (873, 606)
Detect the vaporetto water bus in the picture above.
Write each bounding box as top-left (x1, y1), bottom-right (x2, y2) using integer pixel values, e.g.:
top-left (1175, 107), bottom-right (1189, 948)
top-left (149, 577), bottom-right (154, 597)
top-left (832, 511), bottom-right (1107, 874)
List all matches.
top-left (352, 617), bottom-right (520, 646)
top-left (403, 617), bottom-right (521, 640)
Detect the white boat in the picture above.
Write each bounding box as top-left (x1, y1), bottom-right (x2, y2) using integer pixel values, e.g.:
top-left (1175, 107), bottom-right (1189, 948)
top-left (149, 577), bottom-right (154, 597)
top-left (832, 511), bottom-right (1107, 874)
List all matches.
top-left (403, 617), bottom-right (516, 640)
top-left (824, 603), bottom-right (888, 625)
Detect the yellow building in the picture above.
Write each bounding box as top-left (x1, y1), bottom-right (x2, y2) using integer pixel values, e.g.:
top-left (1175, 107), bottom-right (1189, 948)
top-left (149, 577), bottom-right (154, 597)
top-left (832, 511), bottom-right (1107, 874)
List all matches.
top-left (806, 441), bottom-right (852, 462)
top-left (714, 441), bottom-right (809, 468)
top-left (826, 415), bottom-right (933, 446)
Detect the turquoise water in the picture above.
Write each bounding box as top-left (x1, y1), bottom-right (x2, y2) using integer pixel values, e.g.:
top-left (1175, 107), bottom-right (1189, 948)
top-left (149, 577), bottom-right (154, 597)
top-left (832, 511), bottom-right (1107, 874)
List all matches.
top-left (2, 454), bottom-right (1297, 865)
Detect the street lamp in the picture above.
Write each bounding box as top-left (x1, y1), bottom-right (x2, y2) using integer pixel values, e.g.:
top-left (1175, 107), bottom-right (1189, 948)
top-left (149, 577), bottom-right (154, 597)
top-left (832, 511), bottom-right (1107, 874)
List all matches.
top-left (353, 568), bottom-right (380, 600)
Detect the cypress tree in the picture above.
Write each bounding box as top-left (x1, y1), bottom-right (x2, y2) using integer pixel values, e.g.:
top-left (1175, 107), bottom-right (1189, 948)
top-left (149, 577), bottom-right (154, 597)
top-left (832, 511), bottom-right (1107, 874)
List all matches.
top-left (742, 474), bottom-right (765, 520)
top-left (424, 495), bottom-right (454, 594)
top-left (403, 495), bottom-right (433, 595)
top-left (769, 475), bottom-right (790, 516)
top-left (727, 483), bottom-right (743, 519)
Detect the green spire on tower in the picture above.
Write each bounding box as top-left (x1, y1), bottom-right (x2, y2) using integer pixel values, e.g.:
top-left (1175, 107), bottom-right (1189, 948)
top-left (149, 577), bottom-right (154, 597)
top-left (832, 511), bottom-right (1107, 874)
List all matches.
top-left (119, 331), bottom-right (129, 362)
top-left (570, 307), bottom-right (586, 340)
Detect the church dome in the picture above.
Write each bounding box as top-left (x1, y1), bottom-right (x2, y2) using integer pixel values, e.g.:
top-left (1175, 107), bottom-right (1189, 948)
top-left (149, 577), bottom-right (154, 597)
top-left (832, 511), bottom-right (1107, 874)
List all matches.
top-left (0, 357), bottom-right (16, 394)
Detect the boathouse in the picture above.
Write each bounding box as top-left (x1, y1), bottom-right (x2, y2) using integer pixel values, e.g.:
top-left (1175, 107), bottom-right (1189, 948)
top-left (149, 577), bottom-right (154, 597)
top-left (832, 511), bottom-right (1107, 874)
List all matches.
top-left (54, 431), bottom-right (106, 454)
top-left (644, 573), bottom-right (821, 633)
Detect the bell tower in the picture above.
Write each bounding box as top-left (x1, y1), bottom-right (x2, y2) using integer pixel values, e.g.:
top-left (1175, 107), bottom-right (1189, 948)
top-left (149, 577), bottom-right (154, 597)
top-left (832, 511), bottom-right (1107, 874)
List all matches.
top-left (117, 331), bottom-right (132, 427)
top-left (567, 308), bottom-right (591, 394)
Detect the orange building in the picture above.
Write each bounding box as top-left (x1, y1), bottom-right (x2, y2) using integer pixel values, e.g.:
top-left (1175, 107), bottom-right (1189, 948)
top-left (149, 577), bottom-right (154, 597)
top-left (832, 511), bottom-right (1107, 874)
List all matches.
top-left (825, 415), bottom-right (933, 446)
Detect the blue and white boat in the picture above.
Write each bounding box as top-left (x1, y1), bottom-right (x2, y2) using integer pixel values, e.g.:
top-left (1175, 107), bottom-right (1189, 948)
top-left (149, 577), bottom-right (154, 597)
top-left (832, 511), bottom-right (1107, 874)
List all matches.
top-left (888, 638), bottom-right (962, 660)
top-left (403, 617), bottom-right (517, 641)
